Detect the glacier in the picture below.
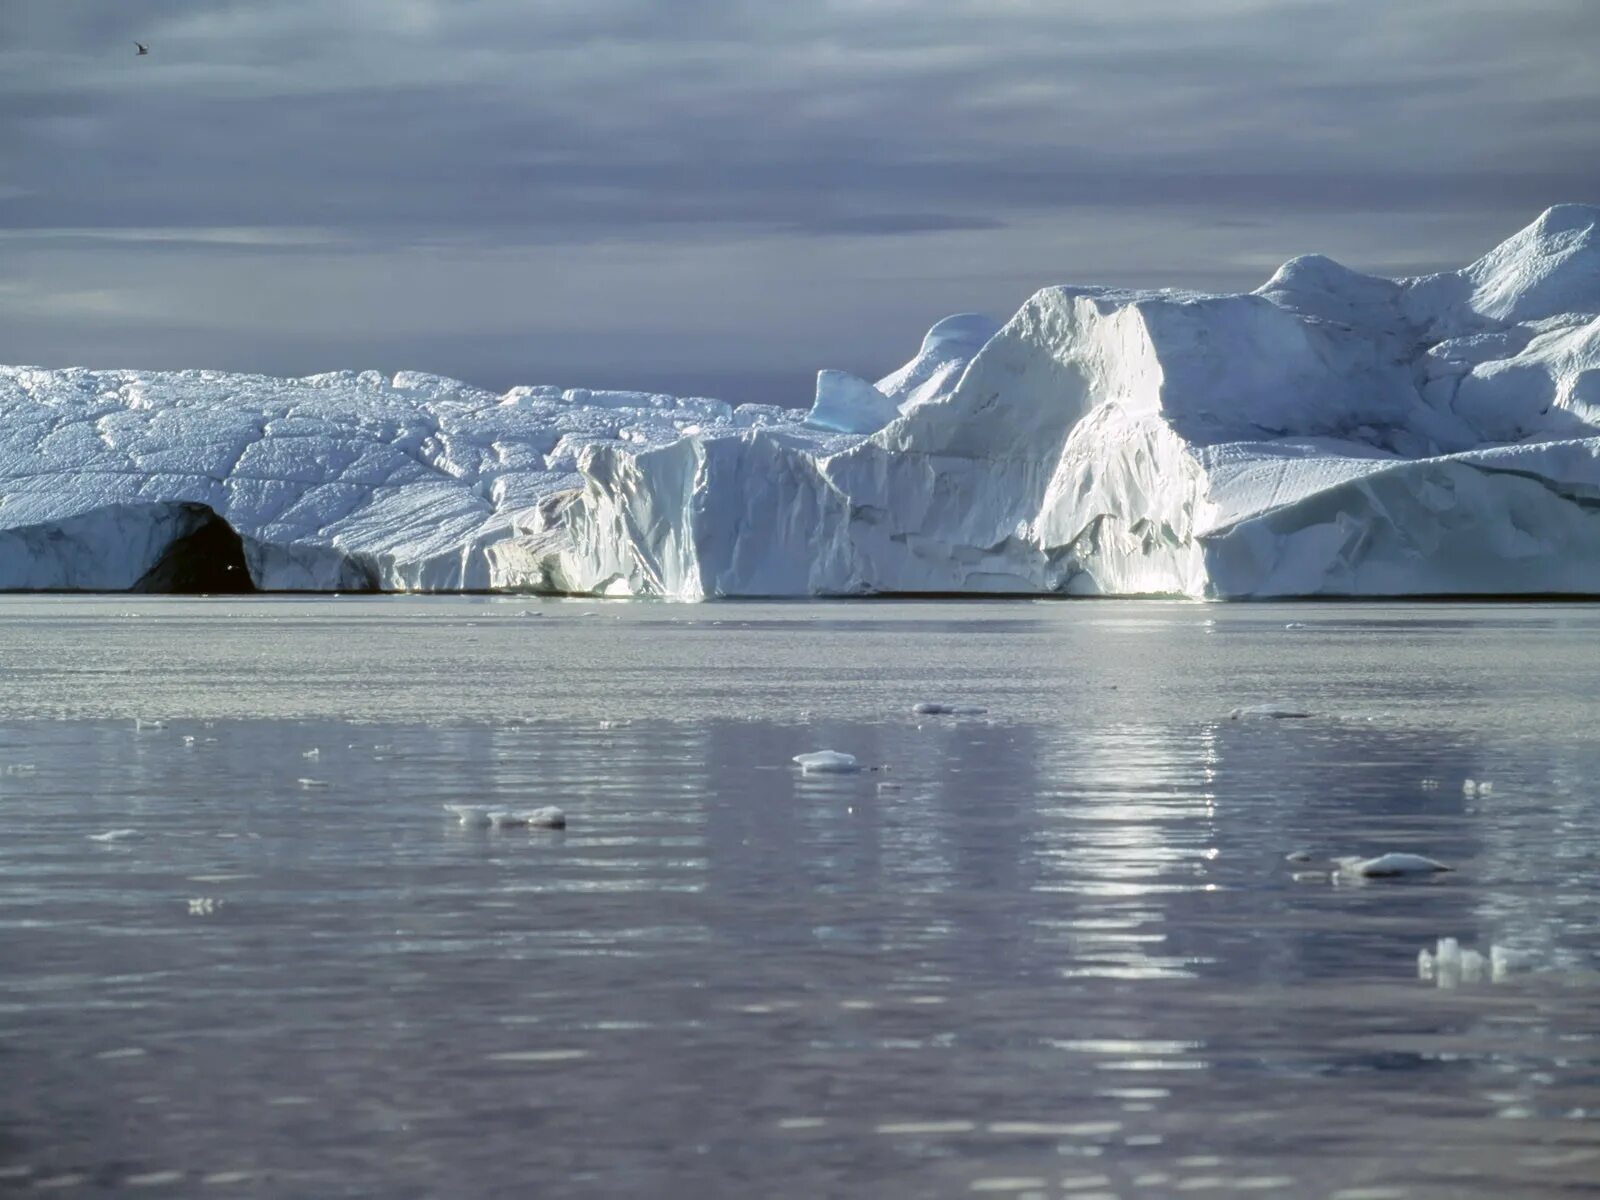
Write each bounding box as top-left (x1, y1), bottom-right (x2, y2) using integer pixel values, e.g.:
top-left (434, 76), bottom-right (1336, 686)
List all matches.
top-left (3, 205), bottom-right (1600, 597)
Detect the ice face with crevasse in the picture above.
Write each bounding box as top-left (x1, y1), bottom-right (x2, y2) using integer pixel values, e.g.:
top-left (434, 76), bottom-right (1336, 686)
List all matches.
top-left (4, 206), bottom-right (1600, 597)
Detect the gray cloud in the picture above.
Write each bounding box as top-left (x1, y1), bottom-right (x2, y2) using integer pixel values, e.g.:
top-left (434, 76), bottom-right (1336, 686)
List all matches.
top-left (2, 0), bottom-right (1598, 402)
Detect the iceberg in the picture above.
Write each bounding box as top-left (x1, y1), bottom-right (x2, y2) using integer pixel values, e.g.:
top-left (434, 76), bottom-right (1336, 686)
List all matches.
top-left (4, 206), bottom-right (1600, 597)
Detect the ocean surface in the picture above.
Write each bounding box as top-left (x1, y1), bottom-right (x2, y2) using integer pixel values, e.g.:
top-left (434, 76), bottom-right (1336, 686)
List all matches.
top-left (0, 597), bottom-right (1596, 1198)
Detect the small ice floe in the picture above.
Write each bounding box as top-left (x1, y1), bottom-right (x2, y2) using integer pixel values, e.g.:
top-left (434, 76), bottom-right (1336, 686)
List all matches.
top-left (301, 748), bottom-right (320, 760)
top-left (792, 750), bottom-right (861, 774)
top-left (1418, 937), bottom-right (1533, 987)
top-left (1335, 852), bottom-right (1452, 878)
top-left (296, 778), bottom-right (329, 790)
top-left (88, 829), bottom-right (139, 843)
top-left (1230, 703), bottom-right (1311, 720)
top-left (444, 803), bottom-right (566, 829)
top-left (910, 701), bottom-right (989, 716)
top-left (4, 763), bottom-right (36, 776)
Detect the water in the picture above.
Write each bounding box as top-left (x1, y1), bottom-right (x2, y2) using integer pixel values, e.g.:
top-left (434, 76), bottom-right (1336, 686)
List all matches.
top-left (0, 597), bottom-right (1597, 1198)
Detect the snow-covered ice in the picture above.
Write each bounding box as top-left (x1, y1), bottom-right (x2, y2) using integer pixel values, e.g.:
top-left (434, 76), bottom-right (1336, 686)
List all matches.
top-left (6, 207), bottom-right (1600, 597)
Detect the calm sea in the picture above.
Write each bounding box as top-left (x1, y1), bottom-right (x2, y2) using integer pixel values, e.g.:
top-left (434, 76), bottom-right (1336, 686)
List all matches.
top-left (1, 597), bottom-right (1596, 1198)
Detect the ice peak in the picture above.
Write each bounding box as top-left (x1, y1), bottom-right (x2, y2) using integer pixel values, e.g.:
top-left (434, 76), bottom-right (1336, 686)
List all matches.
top-left (918, 313), bottom-right (1003, 358)
top-left (1463, 203), bottom-right (1600, 323)
top-left (1256, 254), bottom-right (1404, 333)
top-left (1524, 203), bottom-right (1600, 238)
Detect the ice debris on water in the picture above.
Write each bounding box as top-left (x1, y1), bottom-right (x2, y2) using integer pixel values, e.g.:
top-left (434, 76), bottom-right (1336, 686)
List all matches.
top-left (1418, 937), bottom-right (1534, 987)
top-left (1335, 852), bottom-right (1452, 878)
top-left (88, 829), bottom-right (139, 843)
top-left (444, 803), bottom-right (493, 829)
top-left (1230, 703), bottom-right (1312, 720)
top-left (443, 803), bottom-right (566, 829)
top-left (911, 701), bottom-right (988, 716)
top-left (792, 750), bottom-right (862, 774)
top-left (301, 748), bottom-right (320, 760)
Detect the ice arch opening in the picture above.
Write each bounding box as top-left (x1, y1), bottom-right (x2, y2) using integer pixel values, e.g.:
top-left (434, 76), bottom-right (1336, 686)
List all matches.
top-left (132, 504), bottom-right (256, 594)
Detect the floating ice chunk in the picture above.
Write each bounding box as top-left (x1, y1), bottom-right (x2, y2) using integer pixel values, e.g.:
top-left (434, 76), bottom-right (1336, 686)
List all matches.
top-left (1419, 936), bottom-right (1525, 987)
top-left (88, 829), bottom-right (139, 842)
top-left (911, 701), bottom-right (989, 716)
top-left (296, 777), bottom-right (329, 790)
top-left (792, 750), bottom-right (861, 774)
top-left (1491, 944), bottom-right (1536, 981)
top-left (1230, 704), bottom-right (1312, 720)
top-left (4, 763), bottom-right (36, 775)
top-left (1337, 852), bottom-right (1452, 877)
top-left (445, 803), bottom-right (565, 829)
top-left (444, 803), bottom-right (493, 828)
top-left (301, 748), bottom-right (320, 760)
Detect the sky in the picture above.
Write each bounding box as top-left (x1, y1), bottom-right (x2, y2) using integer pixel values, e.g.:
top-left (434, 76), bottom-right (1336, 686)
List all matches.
top-left (2, 0), bottom-right (1598, 405)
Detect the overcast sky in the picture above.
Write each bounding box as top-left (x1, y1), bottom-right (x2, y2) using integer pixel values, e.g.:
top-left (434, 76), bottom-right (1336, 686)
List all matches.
top-left (3, 0), bottom-right (1598, 403)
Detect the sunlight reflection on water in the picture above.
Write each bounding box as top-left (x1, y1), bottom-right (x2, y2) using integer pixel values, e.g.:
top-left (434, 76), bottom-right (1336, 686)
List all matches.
top-left (0, 598), bottom-right (1596, 1197)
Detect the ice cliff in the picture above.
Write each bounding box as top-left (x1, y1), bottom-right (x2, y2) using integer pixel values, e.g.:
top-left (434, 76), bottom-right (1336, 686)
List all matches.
top-left (3, 205), bottom-right (1600, 596)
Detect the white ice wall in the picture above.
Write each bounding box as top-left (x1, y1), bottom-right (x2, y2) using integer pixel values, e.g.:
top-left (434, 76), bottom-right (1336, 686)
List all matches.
top-left (5, 206), bottom-right (1600, 597)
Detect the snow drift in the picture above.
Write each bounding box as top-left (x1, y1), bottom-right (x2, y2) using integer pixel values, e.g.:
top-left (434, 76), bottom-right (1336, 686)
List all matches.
top-left (4, 206), bottom-right (1600, 597)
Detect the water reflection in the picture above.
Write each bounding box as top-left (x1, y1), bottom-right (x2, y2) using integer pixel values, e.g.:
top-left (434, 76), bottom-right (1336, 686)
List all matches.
top-left (0, 658), bottom-right (1597, 1194)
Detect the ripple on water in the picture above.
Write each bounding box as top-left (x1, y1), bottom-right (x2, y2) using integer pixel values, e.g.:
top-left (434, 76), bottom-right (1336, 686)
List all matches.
top-left (0, 601), bottom-right (1597, 1198)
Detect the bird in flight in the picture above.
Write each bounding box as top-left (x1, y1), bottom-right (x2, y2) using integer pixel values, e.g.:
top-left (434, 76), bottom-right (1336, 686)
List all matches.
top-left (135, 42), bottom-right (149, 55)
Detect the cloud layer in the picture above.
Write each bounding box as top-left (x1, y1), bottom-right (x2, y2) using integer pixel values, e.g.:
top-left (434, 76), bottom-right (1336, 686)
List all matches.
top-left (3, 0), bottom-right (1598, 400)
